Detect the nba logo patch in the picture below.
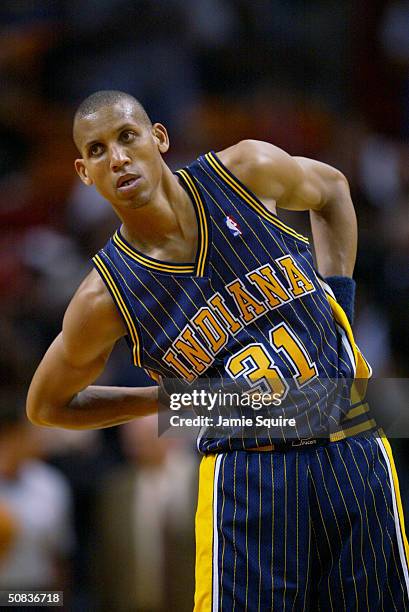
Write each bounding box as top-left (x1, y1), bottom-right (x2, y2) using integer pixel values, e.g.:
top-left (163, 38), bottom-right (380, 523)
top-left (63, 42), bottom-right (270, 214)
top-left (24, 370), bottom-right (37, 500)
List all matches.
top-left (225, 215), bottom-right (242, 237)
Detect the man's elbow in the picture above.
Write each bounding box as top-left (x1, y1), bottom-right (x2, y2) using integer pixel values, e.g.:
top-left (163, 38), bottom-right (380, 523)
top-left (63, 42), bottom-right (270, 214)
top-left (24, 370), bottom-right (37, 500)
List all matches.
top-left (26, 402), bottom-right (50, 427)
top-left (26, 393), bottom-right (61, 428)
top-left (331, 168), bottom-right (352, 200)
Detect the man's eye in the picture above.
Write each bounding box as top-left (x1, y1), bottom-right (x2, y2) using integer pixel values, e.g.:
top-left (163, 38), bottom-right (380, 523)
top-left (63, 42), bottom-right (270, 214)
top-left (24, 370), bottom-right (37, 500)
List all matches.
top-left (121, 131), bottom-right (135, 142)
top-left (89, 143), bottom-right (103, 156)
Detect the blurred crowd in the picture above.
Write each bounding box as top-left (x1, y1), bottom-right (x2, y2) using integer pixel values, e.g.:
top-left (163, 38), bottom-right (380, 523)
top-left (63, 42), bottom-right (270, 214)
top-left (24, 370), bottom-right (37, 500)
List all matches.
top-left (0, 1), bottom-right (409, 610)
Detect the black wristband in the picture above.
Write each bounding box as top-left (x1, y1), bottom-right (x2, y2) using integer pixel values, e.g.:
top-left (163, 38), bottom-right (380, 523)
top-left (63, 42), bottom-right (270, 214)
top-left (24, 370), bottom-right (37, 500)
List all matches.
top-left (325, 276), bottom-right (356, 324)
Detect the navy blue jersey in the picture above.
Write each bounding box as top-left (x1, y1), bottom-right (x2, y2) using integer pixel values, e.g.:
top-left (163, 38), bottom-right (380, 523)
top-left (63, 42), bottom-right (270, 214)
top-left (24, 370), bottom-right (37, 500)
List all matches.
top-left (93, 151), bottom-right (372, 452)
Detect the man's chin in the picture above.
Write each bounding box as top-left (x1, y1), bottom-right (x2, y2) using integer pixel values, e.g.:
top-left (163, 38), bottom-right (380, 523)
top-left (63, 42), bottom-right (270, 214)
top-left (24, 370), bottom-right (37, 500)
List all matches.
top-left (120, 194), bottom-right (151, 210)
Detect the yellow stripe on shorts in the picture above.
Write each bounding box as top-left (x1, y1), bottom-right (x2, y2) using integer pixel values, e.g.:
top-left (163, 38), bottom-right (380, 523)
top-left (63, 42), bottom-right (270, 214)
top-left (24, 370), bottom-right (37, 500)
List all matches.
top-left (195, 454), bottom-right (220, 611)
top-left (377, 435), bottom-right (409, 578)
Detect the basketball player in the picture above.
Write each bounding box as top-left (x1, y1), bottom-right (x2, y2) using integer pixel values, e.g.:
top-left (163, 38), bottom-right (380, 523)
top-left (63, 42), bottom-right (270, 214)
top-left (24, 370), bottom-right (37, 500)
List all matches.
top-left (27, 91), bottom-right (409, 610)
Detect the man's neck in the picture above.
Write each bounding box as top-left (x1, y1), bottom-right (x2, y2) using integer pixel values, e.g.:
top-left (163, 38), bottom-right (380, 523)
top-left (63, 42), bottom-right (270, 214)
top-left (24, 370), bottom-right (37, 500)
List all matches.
top-left (118, 166), bottom-right (197, 262)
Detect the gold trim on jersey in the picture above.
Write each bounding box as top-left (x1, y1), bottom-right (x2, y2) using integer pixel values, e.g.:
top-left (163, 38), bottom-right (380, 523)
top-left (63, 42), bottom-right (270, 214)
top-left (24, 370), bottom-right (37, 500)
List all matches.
top-left (329, 419), bottom-right (377, 442)
top-left (113, 231), bottom-right (196, 274)
top-left (93, 254), bottom-right (142, 366)
top-left (345, 402), bottom-right (370, 420)
top-left (204, 151), bottom-right (309, 244)
top-left (176, 168), bottom-right (209, 277)
top-left (145, 368), bottom-right (161, 383)
top-left (321, 287), bottom-right (375, 440)
top-left (326, 294), bottom-right (358, 369)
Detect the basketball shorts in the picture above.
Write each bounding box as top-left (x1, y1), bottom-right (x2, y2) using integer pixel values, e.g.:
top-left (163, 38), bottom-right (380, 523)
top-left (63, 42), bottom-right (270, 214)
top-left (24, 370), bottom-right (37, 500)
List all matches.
top-left (194, 434), bottom-right (409, 611)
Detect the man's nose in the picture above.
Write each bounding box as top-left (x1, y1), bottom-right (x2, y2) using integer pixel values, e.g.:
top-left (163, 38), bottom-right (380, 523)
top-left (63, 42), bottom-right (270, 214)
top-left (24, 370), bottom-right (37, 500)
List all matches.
top-left (109, 145), bottom-right (130, 171)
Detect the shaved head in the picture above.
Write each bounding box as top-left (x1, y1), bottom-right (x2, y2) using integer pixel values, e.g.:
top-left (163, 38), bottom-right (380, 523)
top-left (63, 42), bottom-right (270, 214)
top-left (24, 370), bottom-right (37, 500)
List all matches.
top-left (72, 89), bottom-right (170, 210)
top-left (73, 90), bottom-right (152, 150)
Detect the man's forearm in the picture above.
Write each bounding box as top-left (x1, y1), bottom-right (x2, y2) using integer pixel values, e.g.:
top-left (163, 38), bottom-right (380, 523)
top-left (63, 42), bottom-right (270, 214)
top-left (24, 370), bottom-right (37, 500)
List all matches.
top-left (27, 385), bottom-right (160, 430)
top-left (309, 178), bottom-right (357, 277)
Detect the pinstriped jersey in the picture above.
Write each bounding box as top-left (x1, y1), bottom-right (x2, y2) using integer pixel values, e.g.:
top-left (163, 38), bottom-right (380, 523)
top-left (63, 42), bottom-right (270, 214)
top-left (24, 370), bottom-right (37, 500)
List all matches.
top-left (93, 151), bottom-right (373, 452)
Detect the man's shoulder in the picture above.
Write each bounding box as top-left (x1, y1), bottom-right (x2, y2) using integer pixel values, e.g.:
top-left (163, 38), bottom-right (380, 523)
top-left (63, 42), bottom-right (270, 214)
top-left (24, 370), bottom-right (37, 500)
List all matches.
top-left (216, 140), bottom-right (303, 202)
top-left (70, 268), bottom-right (116, 316)
top-left (63, 269), bottom-right (126, 346)
top-left (217, 139), bottom-right (275, 172)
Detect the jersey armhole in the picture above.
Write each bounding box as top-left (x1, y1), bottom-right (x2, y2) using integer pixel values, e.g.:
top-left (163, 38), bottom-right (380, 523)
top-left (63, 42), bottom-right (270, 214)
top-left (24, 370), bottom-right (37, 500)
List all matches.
top-left (203, 151), bottom-right (310, 244)
top-left (92, 253), bottom-right (143, 367)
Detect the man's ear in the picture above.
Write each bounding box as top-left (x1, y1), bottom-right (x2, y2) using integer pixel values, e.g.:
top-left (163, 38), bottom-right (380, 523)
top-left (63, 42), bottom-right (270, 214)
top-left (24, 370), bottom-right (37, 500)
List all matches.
top-left (74, 159), bottom-right (93, 186)
top-left (152, 123), bottom-right (169, 154)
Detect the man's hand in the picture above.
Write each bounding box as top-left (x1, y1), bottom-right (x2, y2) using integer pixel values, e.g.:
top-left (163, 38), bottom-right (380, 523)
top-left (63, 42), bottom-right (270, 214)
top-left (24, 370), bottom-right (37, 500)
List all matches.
top-left (26, 269), bottom-right (160, 430)
top-left (218, 140), bottom-right (357, 278)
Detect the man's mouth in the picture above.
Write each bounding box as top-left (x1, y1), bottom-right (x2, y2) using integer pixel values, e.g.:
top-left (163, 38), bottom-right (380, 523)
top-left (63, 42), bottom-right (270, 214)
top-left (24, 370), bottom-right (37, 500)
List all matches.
top-left (116, 174), bottom-right (141, 192)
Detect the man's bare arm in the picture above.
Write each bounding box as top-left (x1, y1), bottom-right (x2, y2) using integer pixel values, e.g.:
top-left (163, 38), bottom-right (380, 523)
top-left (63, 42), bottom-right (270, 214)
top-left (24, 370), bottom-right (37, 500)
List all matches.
top-left (292, 155), bottom-right (356, 277)
top-left (219, 140), bottom-right (357, 277)
top-left (26, 269), bottom-right (160, 430)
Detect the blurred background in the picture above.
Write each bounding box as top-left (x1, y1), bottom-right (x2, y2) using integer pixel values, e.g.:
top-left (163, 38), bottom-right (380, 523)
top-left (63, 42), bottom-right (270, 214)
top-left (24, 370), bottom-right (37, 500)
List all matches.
top-left (0, 0), bottom-right (409, 610)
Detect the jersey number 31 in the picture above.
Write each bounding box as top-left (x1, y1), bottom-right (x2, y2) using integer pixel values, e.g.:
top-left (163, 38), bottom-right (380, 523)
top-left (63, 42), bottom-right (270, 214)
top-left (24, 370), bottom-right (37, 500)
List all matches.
top-left (225, 323), bottom-right (318, 399)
